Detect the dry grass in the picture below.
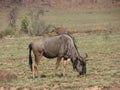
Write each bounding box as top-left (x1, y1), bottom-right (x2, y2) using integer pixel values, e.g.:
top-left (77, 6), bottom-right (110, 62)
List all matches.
top-left (0, 7), bottom-right (120, 90)
top-left (0, 32), bottom-right (120, 90)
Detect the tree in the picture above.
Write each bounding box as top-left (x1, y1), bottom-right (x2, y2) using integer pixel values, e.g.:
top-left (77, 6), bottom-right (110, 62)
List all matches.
top-left (9, 7), bottom-right (17, 30)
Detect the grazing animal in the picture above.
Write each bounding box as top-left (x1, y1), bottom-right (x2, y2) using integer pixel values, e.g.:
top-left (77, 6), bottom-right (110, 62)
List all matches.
top-left (29, 34), bottom-right (88, 78)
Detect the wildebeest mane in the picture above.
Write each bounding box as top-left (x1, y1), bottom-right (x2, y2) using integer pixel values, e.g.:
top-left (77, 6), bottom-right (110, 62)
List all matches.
top-left (66, 34), bottom-right (84, 71)
top-left (67, 34), bottom-right (81, 58)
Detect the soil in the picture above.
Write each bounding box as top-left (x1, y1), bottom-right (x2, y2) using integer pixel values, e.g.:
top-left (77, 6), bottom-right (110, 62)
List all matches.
top-left (0, 70), bottom-right (17, 81)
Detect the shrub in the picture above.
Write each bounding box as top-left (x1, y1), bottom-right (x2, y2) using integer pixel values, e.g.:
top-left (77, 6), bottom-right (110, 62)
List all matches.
top-left (30, 18), bottom-right (47, 35)
top-left (28, 9), bottom-right (51, 36)
top-left (3, 29), bottom-right (14, 36)
top-left (21, 17), bottom-right (29, 33)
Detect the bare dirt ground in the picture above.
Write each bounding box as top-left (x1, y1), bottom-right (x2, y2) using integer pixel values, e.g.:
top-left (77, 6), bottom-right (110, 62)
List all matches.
top-left (0, 70), bottom-right (17, 81)
top-left (0, 85), bottom-right (120, 90)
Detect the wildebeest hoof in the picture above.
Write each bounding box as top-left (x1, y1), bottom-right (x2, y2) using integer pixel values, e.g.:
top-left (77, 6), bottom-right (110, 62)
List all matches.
top-left (77, 74), bottom-right (84, 77)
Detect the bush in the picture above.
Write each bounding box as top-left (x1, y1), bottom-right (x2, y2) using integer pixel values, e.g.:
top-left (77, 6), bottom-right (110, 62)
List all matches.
top-left (28, 9), bottom-right (51, 36)
top-left (3, 29), bottom-right (14, 36)
top-left (21, 17), bottom-right (29, 33)
top-left (30, 18), bottom-right (48, 36)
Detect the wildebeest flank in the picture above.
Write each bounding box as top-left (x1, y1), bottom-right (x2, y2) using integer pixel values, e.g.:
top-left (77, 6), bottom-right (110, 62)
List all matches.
top-left (29, 34), bottom-right (88, 78)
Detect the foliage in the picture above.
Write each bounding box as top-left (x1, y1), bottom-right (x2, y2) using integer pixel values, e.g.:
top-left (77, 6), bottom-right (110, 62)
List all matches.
top-left (21, 17), bottom-right (29, 33)
top-left (3, 29), bottom-right (14, 36)
top-left (30, 18), bottom-right (47, 35)
top-left (28, 9), bottom-right (52, 36)
top-left (9, 7), bottom-right (18, 30)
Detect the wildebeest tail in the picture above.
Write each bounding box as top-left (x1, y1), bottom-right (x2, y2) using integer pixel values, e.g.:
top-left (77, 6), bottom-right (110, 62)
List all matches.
top-left (29, 43), bottom-right (32, 71)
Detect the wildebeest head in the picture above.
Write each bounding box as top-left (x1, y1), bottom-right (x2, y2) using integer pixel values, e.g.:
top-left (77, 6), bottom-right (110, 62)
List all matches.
top-left (72, 54), bottom-right (88, 76)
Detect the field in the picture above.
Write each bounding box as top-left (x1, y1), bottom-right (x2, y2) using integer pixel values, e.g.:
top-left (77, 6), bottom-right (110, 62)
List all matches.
top-left (43, 8), bottom-right (120, 32)
top-left (0, 7), bottom-right (120, 90)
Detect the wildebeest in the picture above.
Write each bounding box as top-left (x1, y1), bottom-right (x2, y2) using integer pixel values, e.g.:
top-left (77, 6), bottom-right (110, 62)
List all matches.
top-left (29, 34), bottom-right (88, 78)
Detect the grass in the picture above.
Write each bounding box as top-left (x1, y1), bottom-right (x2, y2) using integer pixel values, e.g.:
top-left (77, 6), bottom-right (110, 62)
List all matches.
top-left (0, 32), bottom-right (120, 89)
top-left (0, 7), bottom-right (120, 89)
top-left (1, 7), bottom-right (120, 33)
top-left (42, 8), bottom-right (120, 31)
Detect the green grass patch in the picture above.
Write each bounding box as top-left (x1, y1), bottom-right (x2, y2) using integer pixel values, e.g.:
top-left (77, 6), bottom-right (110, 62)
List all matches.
top-left (43, 8), bottom-right (120, 31)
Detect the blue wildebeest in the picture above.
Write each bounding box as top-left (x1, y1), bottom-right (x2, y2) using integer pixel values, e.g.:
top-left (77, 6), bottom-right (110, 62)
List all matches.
top-left (29, 34), bottom-right (88, 78)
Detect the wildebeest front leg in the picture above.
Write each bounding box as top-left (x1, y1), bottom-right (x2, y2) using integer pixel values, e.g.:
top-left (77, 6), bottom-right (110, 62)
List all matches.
top-left (63, 60), bottom-right (67, 76)
top-left (54, 58), bottom-right (62, 75)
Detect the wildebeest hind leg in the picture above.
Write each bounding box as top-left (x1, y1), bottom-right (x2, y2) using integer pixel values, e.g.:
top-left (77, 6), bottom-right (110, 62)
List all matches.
top-left (32, 63), bottom-right (39, 78)
top-left (32, 63), bottom-right (35, 78)
top-left (34, 52), bottom-right (42, 78)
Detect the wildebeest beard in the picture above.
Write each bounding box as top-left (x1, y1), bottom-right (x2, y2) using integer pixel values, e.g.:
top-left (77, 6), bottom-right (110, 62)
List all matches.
top-left (71, 57), bottom-right (86, 75)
